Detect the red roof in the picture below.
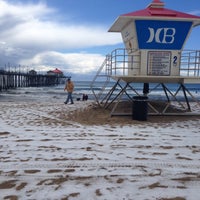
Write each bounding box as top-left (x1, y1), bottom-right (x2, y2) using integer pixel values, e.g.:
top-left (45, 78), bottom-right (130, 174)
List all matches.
top-left (52, 68), bottom-right (63, 74)
top-left (123, 5), bottom-right (200, 19)
top-left (109, 0), bottom-right (200, 32)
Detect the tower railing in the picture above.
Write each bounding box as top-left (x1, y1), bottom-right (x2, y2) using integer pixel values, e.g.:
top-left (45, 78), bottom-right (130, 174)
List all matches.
top-left (109, 48), bottom-right (141, 77)
top-left (180, 50), bottom-right (200, 77)
top-left (98, 48), bottom-right (200, 77)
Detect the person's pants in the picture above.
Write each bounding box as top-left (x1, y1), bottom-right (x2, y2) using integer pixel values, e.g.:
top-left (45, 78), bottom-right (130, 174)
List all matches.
top-left (65, 92), bottom-right (74, 104)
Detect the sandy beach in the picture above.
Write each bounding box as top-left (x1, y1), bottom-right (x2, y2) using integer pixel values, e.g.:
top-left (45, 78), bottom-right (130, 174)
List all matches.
top-left (0, 94), bottom-right (200, 200)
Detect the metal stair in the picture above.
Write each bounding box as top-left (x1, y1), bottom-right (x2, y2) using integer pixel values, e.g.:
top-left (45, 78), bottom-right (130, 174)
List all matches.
top-left (90, 54), bottom-right (112, 105)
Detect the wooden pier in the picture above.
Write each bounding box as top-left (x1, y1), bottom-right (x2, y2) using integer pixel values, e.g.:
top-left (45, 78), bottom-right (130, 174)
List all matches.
top-left (0, 70), bottom-right (67, 91)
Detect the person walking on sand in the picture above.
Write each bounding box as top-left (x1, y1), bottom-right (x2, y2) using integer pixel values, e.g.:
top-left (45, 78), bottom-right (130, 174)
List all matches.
top-left (64, 78), bottom-right (74, 104)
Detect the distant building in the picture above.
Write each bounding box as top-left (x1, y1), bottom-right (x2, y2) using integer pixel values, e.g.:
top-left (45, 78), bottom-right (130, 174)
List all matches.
top-left (47, 68), bottom-right (63, 77)
top-left (29, 70), bottom-right (37, 75)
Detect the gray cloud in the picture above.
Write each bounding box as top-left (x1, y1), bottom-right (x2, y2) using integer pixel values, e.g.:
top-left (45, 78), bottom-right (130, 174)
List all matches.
top-left (0, 0), bottom-right (121, 75)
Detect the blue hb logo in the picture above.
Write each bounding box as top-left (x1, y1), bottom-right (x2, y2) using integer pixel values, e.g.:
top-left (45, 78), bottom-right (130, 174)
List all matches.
top-left (147, 27), bottom-right (175, 44)
top-left (135, 20), bottom-right (192, 50)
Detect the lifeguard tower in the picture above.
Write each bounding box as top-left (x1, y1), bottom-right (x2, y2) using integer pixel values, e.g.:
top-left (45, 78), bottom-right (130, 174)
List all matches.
top-left (91, 0), bottom-right (200, 116)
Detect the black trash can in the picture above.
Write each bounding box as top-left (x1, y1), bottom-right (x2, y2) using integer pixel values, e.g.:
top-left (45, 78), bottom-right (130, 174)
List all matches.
top-left (132, 96), bottom-right (148, 121)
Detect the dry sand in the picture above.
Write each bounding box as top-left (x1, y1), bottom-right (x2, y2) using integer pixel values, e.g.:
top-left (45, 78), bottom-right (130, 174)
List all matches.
top-left (0, 100), bottom-right (200, 200)
top-left (69, 102), bottom-right (200, 126)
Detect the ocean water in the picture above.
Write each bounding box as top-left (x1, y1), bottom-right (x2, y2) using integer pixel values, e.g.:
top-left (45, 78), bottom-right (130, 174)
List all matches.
top-left (0, 81), bottom-right (200, 102)
top-left (0, 81), bottom-right (94, 102)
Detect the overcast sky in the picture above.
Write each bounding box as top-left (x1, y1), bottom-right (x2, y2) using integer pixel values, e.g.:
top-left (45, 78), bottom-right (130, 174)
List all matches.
top-left (1, 0), bottom-right (200, 80)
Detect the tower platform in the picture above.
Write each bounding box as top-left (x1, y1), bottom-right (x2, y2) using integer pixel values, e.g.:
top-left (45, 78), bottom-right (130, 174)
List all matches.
top-left (112, 76), bottom-right (200, 84)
